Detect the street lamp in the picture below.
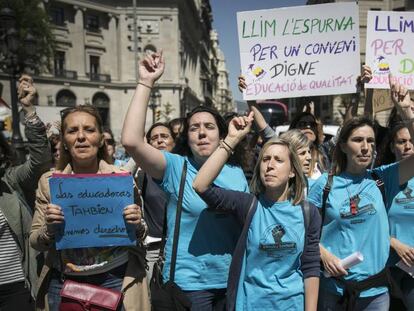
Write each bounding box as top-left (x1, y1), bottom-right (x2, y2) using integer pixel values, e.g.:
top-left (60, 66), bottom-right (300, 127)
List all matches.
top-left (0, 7), bottom-right (37, 163)
top-left (149, 89), bottom-right (161, 124)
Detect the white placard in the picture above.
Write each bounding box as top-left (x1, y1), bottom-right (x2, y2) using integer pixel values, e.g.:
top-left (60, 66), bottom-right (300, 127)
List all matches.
top-left (237, 2), bottom-right (360, 100)
top-left (323, 251), bottom-right (364, 278)
top-left (365, 11), bottom-right (414, 89)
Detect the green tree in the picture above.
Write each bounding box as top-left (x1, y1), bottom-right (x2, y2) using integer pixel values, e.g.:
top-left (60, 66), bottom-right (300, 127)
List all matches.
top-left (0, 0), bottom-right (55, 74)
top-left (161, 101), bottom-right (175, 122)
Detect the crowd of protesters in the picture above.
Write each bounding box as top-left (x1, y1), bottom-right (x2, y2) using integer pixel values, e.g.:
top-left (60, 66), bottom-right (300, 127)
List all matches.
top-left (0, 51), bottom-right (414, 311)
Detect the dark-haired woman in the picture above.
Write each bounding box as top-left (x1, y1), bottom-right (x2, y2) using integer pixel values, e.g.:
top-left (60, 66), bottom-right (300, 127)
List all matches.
top-left (0, 75), bottom-right (51, 310)
top-left (381, 123), bottom-right (414, 309)
top-left (124, 122), bottom-right (176, 283)
top-left (122, 52), bottom-right (248, 309)
top-left (308, 81), bottom-right (414, 310)
top-left (30, 105), bottom-right (149, 311)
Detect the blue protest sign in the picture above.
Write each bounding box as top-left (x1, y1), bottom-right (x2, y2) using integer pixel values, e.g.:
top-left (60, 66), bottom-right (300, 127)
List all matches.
top-left (49, 173), bottom-right (136, 250)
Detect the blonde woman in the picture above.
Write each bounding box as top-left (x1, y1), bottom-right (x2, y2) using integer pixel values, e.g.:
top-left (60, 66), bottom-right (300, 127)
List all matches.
top-left (193, 114), bottom-right (321, 311)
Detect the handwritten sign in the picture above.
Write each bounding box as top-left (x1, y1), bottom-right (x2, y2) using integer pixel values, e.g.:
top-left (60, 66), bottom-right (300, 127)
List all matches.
top-left (365, 11), bottom-right (414, 89)
top-left (237, 2), bottom-right (360, 100)
top-left (372, 89), bottom-right (393, 113)
top-left (50, 173), bottom-right (136, 250)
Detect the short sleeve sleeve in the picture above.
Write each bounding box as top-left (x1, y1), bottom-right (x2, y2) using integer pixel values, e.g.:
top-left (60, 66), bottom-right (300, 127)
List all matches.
top-left (307, 173), bottom-right (328, 209)
top-left (371, 162), bottom-right (400, 207)
top-left (157, 151), bottom-right (185, 195)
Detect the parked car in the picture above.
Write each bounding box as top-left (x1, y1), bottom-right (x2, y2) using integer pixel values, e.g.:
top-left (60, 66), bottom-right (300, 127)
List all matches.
top-left (274, 124), bottom-right (340, 142)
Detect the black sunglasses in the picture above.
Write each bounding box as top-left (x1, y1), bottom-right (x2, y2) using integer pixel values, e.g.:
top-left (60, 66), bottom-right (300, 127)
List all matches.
top-left (297, 121), bottom-right (317, 129)
top-left (105, 138), bottom-right (115, 146)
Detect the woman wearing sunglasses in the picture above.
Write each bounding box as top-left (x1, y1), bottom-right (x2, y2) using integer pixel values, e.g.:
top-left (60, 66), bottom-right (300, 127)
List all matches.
top-left (0, 75), bottom-right (50, 310)
top-left (30, 105), bottom-right (149, 311)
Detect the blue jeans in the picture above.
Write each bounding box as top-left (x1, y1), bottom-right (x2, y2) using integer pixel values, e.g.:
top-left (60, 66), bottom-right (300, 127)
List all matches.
top-left (184, 288), bottom-right (226, 311)
top-left (48, 266), bottom-right (125, 311)
top-left (390, 268), bottom-right (414, 310)
top-left (318, 289), bottom-right (390, 311)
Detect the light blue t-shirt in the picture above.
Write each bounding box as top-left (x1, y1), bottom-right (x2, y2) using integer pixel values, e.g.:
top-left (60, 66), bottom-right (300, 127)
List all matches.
top-left (307, 177), bottom-right (316, 190)
top-left (387, 177), bottom-right (414, 266)
top-left (236, 195), bottom-right (305, 310)
top-left (159, 152), bottom-right (249, 290)
top-left (308, 163), bottom-right (400, 298)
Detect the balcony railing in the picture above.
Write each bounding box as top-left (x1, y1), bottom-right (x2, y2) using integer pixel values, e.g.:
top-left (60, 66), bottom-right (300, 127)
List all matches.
top-left (88, 73), bottom-right (111, 83)
top-left (54, 69), bottom-right (77, 79)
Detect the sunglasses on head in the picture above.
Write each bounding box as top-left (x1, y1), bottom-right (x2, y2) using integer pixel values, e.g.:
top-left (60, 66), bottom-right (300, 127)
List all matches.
top-left (105, 138), bottom-right (115, 146)
top-left (297, 121), bottom-right (316, 129)
top-left (59, 107), bottom-right (78, 119)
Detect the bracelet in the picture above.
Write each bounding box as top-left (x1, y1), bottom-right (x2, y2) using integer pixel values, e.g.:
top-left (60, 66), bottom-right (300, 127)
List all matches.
top-left (218, 143), bottom-right (232, 156)
top-left (219, 140), bottom-right (234, 156)
top-left (24, 111), bottom-right (41, 125)
top-left (222, 140), bottom-right (234, 153)
top-left (137, 82), bottom-right (153, 89)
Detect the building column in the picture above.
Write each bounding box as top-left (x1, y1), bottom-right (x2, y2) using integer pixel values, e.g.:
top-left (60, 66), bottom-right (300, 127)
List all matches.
top-left (107, 13), bottom-right (119, 81)
top-left (73, 6), bottom-right (86, 78)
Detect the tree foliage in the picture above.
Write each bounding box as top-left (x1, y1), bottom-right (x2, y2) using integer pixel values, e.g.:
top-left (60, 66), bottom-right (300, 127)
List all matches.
top-left (161, 101), bottom-right (175, 122)
top-left (0, 0), bottom-right (55, 74)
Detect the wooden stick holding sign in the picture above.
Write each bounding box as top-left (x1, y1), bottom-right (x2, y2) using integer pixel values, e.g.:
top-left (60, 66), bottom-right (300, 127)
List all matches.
top-left (49, 173), bottom-right (136, 250)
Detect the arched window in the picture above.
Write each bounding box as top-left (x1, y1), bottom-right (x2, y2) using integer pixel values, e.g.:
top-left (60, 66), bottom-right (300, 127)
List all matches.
top-left (92, 92), bottom-right (110, 126)
top-left (56, 89), bottom-right (76, 107)
top-left (92, 92), bottom-right (109, 108)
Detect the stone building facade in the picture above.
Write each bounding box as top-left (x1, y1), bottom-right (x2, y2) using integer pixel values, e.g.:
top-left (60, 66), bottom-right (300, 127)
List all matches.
top-left (0, 0), bottom-right (233, 138)
top-left (210, 30), bottom-right (233, 114)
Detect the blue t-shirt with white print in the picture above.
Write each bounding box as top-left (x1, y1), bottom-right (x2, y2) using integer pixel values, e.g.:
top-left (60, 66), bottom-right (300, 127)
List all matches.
top-left (387, 177), bottom-right (414, 266)
top-left (236, 195), bottom-right (305, 311)
top-left (308, 163), bottom-right (400, 298)
top-left (158, 151), bottom-right (249, 290)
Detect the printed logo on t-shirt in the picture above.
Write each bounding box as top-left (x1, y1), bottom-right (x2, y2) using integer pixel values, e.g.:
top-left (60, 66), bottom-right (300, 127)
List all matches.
top-left (337, 193), bottom-right (378, 225)
top-left (395, 187), bottom-right (414, 206)
top-left (340, 203), bottom-right (376, 219)
top-left (259, 224), bottom-right (297, 259)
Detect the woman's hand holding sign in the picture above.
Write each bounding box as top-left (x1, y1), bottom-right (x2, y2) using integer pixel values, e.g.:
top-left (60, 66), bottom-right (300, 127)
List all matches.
top-left (45, 203), bottom-right (64, 236)
top-left (123, 204), bottom-right (142, 226)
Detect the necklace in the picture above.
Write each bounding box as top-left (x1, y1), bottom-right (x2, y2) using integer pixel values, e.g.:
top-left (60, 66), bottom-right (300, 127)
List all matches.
top-left (344, 173), bottom-right (366, 215)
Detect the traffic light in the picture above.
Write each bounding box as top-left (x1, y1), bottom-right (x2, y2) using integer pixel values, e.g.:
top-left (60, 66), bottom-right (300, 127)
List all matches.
top-left (4, 116), bottom-right (12, 132)
top-left (155, 109), bottom-right (161, 121)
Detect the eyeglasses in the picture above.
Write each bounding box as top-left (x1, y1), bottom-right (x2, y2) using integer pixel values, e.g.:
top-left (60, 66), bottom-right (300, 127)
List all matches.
top-left (59, 107), bottom-right (77, 119)
top-left (105, 138), bottom-right (115, 146)
top-left (149, 133), bottom-right (171, 142)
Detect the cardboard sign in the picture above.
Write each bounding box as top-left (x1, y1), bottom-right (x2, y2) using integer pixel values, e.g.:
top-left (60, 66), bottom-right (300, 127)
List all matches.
top-left (365, 11), bottom-right (414, 89)
top-left (50, 173), bottom-right (136, 250)
top-left (237, 2), bottom-right (360, 100)
top-left (372, 89), bottom-right (393, 113)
